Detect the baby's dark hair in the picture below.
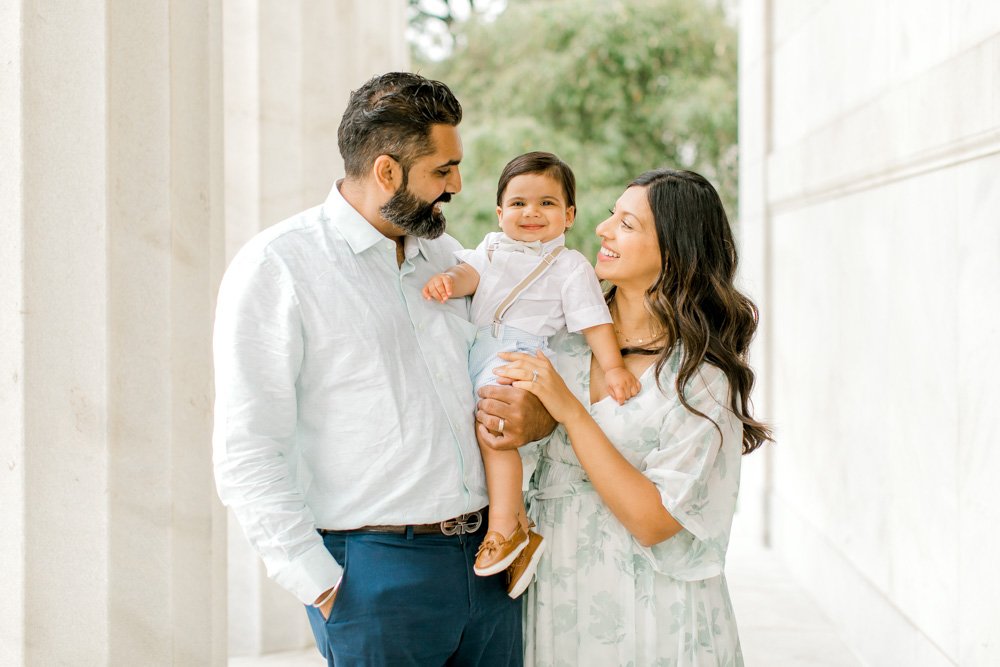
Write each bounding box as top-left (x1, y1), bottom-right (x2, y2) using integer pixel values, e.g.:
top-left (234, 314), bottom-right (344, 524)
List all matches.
top-left (496, 152), bottom-right (576, 209)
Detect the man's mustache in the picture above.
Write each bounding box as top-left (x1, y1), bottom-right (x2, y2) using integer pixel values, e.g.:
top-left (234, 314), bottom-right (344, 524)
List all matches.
top-left (435, 193), bottom-right (452, 204)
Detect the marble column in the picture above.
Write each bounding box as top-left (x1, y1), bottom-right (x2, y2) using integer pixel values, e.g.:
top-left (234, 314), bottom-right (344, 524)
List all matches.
top-left (221, 0), bottom-right (409, 656)
top-left (0, 1), bottom-right (226, 664)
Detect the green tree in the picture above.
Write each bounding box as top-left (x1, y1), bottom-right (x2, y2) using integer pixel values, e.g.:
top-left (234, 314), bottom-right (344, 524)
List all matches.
top-left (417, 0), bottom-right (737, 257)
top-left (407, 0), bottom-right (507, 59)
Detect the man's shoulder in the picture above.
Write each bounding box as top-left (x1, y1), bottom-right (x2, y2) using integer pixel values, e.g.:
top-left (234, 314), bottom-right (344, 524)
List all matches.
top-left (230, 205), bottom-right (329, 267)
top-left (420, 232), bottom-right (465, 265)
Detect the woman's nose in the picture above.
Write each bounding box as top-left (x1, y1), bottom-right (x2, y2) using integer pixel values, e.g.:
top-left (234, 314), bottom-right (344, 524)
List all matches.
top-left (595, 217), bottom-right (611, 237)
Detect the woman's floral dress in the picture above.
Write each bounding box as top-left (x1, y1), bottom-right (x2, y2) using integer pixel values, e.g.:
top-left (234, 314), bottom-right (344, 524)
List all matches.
top-left (522, 332), bottom-right (745, 667)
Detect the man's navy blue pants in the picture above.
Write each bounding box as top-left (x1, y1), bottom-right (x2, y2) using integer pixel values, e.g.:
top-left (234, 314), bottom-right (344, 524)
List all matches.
top-left (305, 524), bottom-right (522, 666)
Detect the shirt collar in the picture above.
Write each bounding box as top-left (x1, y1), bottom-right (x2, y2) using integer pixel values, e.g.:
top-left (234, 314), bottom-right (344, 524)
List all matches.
top-left (497, 232), bottom-right (566, 252)
top-left (323, 182), bottom-right (388, 255)
top-left (542, 234), bottom-right (566, 251)
top-left (405, 235), bottom-right (429, 260)
top-left (324, 182), bottom-right (430, 259)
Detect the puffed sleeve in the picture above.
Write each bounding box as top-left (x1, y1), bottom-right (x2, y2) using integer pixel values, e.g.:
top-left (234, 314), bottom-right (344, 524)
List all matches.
top-left (633, 364), bottom-right (743, 580)
top-left (453, 232), bottom-right (495, 276)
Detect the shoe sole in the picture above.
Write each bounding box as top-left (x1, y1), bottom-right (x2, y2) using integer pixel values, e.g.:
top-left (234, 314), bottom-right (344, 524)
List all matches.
top-left (507, 537), bottom-right (545, 599)
top-left (474, 536), bottom-right (529, 576)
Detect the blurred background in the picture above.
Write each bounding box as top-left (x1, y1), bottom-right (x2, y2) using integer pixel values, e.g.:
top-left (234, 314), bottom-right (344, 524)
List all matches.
top-left (2, 1), bottom-right (997, 665)
top-left (412, 0), bottom-right (738, 261)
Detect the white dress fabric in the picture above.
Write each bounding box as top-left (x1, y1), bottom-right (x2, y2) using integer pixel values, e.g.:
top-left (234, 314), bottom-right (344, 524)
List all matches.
top-left (523, 332), bottom-right (745, 667)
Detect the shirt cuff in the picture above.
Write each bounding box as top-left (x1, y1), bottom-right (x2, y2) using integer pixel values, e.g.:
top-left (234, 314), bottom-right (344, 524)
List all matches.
top-left (565, 305), bottom-right (613, 333)
top-left (311, 575), bottom-right (343, 607)
top-left (273, 539), bottom-right (344, 605)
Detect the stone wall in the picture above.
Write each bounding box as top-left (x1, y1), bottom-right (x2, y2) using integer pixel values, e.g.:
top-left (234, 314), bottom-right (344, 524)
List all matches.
top-left (739, 1), bottom-right (1000, 664)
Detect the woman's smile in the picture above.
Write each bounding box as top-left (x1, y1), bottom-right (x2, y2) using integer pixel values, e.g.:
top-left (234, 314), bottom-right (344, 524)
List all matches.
top-left (597, 245), bottom-right (620, 261)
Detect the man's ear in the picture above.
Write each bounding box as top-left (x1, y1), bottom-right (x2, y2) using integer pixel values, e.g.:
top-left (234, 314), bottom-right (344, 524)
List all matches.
top-left (373, 155), bottom-right (401, 194)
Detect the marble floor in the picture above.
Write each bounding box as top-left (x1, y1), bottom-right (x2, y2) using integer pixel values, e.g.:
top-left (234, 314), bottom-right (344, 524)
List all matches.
top-left (726, 534), bottom-right (862, 666)
top-left (230, 530), bottom-right (862, 667)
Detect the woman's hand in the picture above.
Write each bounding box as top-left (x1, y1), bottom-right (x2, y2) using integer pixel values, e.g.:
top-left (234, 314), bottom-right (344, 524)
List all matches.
top-left (494, 350), bottom-right (586, 425)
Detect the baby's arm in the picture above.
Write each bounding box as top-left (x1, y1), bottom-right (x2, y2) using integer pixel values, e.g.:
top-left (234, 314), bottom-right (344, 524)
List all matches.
top-left (422, 262), bottom-right (481, 303)
top-left (582, 323), bottom-right (641, 405)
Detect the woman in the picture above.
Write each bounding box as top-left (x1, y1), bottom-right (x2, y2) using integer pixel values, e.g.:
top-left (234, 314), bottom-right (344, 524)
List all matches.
top-left (495, 169), bottom-right (771, 666)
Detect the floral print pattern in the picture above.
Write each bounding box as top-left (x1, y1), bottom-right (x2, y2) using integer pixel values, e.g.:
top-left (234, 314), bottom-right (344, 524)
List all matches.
top-left (523, 332), bottom-right (744, 666)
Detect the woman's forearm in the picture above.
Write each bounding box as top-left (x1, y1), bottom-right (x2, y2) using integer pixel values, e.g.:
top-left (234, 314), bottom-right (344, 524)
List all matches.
top-left (562, 404), bottom-right (682, 547)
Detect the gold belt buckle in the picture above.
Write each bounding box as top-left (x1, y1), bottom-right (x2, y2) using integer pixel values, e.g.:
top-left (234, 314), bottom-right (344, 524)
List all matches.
top-left (439, 510), bottom-right (483, 536)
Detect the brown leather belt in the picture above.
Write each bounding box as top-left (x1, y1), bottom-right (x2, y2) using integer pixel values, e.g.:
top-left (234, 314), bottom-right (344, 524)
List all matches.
top-left (319, 510), bottom-right (484, 537)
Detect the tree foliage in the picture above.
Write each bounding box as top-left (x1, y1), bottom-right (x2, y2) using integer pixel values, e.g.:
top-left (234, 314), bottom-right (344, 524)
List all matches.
top-left (407, 0), bottom-right (507, 59)
top-left (416, 0), bottom-right (737, 257)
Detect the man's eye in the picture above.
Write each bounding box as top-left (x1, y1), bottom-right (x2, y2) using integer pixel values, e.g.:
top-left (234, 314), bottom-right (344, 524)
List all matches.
top-left (437, 169), bottom-right (450, 177)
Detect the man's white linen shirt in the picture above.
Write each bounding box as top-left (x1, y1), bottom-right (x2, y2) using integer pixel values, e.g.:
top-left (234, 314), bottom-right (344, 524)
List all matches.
top-left (213, 183), bottom-right (486, 605)
top-left (456, 232), bottom-right (612, 335)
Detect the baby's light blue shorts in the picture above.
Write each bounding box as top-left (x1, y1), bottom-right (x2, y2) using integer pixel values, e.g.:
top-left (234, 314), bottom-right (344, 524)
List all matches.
top-left (469, 324), bottom-right (552, 396)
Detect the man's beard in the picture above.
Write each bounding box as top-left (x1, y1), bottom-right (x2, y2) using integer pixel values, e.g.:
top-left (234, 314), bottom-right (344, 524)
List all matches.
top-left (380, 185), bottom-right (451, 239)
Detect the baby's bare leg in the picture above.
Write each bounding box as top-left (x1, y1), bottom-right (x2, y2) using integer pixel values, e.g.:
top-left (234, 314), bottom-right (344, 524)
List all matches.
top-left (480, 441), bottom-right (525, 538)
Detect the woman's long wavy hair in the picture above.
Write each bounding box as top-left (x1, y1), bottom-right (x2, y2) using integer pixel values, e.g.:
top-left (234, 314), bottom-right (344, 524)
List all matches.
top-left (610, 169), bottom-right (772, 454)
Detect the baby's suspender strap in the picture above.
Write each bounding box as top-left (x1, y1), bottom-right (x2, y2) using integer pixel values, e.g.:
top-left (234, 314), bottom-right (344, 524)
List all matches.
top-left (491, 246), bottom-right (565, 336)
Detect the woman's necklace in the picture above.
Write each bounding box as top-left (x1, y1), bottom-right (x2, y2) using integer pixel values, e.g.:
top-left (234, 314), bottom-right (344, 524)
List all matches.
top-left (614, 325), bottom-right (655, 344)
top-left (611, 301), bottom-right (657, 344)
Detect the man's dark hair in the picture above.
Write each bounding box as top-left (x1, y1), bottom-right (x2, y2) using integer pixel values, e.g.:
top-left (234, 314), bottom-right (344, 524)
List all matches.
top-left (338, 72), bottom-right (463, 179)
top-left (495, 151), bottom-right (576, 209)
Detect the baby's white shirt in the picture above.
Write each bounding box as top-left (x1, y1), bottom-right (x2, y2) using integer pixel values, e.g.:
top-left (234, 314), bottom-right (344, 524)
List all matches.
top-left (455, 232), bottom-right (611, 337)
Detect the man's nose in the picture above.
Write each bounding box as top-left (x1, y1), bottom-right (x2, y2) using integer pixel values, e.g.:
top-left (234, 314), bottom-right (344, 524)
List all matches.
top-left (448, 168), bottom-right (462, 194)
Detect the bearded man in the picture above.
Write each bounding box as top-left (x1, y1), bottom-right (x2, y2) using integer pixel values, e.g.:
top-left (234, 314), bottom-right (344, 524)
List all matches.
top-left (212, 72), bottom-right (552, 666)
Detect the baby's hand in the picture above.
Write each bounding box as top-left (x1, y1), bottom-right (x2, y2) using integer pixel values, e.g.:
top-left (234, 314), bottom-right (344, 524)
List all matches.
top-left (422, 273), bottom-right (454, 303)
top-left (605, 367), bottom-right (641, 405)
